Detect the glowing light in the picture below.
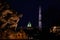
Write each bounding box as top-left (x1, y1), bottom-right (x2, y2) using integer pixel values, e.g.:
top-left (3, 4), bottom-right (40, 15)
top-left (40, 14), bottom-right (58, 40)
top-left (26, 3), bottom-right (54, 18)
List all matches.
top-left (53, 26), bottom-right (57, 33)
top-left (53, 26), bottom-right (56, 29)
top-left (27, 22), bottom-right (32, 27)
top-left (39, 6), bottom-right (42, 29)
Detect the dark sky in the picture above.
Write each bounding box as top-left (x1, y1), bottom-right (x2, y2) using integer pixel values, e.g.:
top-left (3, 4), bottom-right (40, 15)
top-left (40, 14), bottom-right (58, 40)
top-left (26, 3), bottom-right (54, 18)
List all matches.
top-left (7, 0), bottom-right (39, 27)
top-left (42, 0), bottom-right (60, 29)
top-left (6, 0), bottom-right (60, 28)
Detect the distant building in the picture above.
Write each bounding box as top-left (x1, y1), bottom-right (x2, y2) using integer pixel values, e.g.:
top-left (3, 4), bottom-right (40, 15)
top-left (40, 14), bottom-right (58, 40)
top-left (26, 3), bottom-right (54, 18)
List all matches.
top-left (50, 26), bottom-right (60, 34)
top-left (27, 22), bottom-right (32, 28)
top-left (27, 22), bottom-right (33, 30)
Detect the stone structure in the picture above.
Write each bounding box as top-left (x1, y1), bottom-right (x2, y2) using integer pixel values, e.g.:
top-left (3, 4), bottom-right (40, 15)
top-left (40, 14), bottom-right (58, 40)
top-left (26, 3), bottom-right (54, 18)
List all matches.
top-left (0, 1), bottom-right (28, 39)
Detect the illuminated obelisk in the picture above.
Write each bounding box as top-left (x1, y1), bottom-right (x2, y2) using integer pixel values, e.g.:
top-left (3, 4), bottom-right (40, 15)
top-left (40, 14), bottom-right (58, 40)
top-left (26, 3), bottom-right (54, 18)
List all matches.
top-left (39, 6), bottom-right (42, 30)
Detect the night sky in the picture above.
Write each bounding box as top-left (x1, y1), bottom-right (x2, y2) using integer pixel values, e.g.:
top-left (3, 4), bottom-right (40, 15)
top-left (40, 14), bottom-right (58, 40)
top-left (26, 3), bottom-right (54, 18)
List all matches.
top-left (42, 0), bottom-right (60, 31)
top-left (6, 0), bottom-right (60, 29)
top-left (7, 0), bottom-right (39, 27)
